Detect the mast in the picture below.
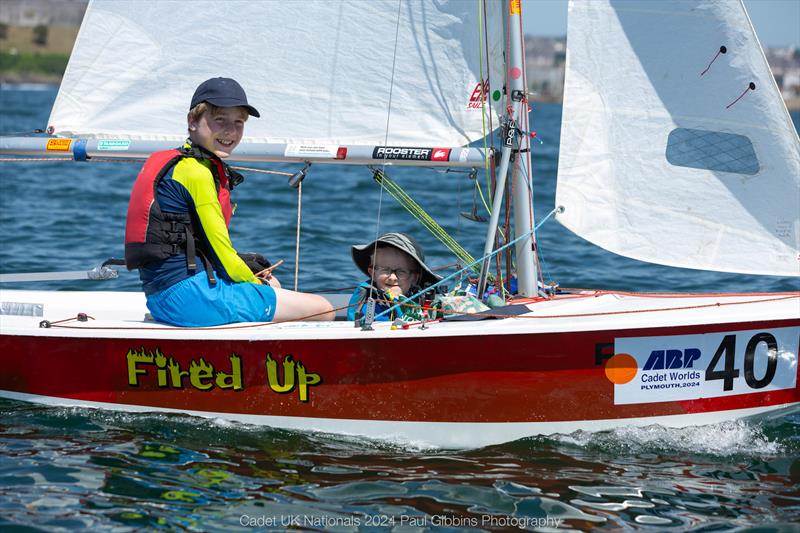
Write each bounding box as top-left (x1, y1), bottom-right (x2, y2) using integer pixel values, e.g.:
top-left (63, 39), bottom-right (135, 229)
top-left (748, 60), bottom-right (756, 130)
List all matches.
top-left (477, 0), bottom-right (538, 297)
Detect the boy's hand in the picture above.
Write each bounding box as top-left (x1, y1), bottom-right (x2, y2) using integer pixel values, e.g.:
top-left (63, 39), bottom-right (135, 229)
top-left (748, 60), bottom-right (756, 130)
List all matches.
top-left (387, 286), bottom-right (403, 299)
top-left (259, 275), bottom-right (281, 288)
top-left (255, 259), bottom-right (283, 288)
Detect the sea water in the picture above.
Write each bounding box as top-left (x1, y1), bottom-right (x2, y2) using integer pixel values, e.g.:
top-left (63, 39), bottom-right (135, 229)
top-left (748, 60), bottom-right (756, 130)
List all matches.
top-left (0, 86), bottom-right (798, 531)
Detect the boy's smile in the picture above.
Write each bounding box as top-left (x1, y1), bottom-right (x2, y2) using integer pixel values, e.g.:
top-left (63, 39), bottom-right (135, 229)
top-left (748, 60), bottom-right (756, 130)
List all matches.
top-left (189, 106), bottom-right (247, 158)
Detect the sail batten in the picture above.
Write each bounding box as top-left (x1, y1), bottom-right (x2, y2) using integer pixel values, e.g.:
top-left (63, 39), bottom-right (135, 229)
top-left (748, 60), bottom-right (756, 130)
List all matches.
top-left (556, 0), bottom-right (800, 277)
top-left (49, 0), bottom-right (504, 148)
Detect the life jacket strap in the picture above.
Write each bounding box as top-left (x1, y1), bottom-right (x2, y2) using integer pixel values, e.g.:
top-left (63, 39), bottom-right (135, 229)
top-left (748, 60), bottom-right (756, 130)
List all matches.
top-left (201, 253), bottom-right (216, 285)
top-left (185, 226), bottom-right (196, 273)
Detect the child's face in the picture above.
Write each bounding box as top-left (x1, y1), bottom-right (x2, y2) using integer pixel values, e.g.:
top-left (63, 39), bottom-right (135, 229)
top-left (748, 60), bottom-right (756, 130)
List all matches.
top-left (189, 107), bottom-right (247, 158)
top-left (369, 247), bottom-right (420, 296)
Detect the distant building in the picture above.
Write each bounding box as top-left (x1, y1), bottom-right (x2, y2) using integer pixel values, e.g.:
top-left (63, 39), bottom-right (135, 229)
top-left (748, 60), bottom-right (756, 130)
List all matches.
top-left (765, 46), bottom-right (800, 100)
top-left (524, 37), bottom-right (565, 101)
top-left (0, 0), bottom-right (88, 27)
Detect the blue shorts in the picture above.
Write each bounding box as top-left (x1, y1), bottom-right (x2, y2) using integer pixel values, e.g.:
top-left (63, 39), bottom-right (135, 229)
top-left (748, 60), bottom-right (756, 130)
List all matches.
top-left (146, 272), bottom-right (277, 327)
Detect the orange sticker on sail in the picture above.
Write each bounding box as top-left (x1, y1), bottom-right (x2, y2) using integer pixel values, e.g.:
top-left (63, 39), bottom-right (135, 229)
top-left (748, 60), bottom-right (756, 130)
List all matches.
top-left (510, 0), bottom-right (520, 15)
top-left (46, 139), bottom-right (72, 152)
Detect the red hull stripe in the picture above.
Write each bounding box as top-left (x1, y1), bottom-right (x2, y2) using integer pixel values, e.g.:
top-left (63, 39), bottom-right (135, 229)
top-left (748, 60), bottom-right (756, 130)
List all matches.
top-left (1, 319), bottom-right (797, 423)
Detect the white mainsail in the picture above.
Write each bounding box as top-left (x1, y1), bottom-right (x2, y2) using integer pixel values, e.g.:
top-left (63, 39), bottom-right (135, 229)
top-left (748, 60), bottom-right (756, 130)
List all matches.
top-left (48, 0), bottom-right (504, 148)
top-left (556, 0), bottom-right (800, 276)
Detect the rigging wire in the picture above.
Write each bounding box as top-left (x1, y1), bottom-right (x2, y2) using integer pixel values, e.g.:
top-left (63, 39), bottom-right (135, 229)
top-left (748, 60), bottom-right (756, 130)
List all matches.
top-left (293, 181), bottom-right (302, 291)
top-left (477, 0), bottom-right (494, 217)
top-left (0, 157), bottom-right (72, 162)
top-left (471, 0), bottom-right (502, 246)
top-left (229, 165), bottom-right (292, 177)
top-left (530, 206), bottom-right (563, 287)
top-left (476, 0), bottom-right (502, 228)
top-left (367, 0), bottom-right (404, 294)
top-left (481, 0), bottom-right (497, 148)
top-left (455, 165), bottom-right (464, 256)
top-left (495, 0), bottom-right (520, 295)
top-left (372, 169), bottom-right (478, 272)
top-left (513, 1), bottom-right (544, 288)
top-left (477, 0), bottom-right (511, 296)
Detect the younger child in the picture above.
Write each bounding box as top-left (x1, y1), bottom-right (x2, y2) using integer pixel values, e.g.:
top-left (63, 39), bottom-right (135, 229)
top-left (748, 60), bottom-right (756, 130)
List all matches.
top-left (348, 232), bottom-right (440, 322)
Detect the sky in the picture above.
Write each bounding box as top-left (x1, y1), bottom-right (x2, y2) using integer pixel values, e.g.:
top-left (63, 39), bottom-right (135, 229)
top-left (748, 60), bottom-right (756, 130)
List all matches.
top-left (522, 0), bottom-right (800, 47)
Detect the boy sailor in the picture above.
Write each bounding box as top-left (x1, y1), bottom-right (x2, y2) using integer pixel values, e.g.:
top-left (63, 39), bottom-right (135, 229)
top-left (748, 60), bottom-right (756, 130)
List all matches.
top-left (125, 77), bottom-right (334, 326)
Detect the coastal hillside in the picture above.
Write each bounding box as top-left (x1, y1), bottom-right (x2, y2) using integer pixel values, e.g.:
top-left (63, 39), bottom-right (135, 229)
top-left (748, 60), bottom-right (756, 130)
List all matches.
top-left (0, 0), bottom-right (85, 83)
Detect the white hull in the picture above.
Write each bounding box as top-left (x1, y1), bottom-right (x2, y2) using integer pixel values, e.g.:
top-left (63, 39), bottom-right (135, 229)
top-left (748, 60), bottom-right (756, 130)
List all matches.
top-left (1, 389), bottom-right (798, 449)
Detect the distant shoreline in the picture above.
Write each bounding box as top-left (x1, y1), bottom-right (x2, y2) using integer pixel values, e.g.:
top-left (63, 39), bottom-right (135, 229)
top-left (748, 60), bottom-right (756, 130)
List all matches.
top-left (0, 72), bottom-right (62, 84)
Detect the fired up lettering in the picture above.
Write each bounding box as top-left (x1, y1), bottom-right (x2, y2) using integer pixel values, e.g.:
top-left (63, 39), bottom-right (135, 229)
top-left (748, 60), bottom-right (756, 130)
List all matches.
top-left (125, 348), bottom-right (322, 401)
top-left (266, 354), bottom-right (321, 402)
top-left (126, 348), bottom-right (243, 391)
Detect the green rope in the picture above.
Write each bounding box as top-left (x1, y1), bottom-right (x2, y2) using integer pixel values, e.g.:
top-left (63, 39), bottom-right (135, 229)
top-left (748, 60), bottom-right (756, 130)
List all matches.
top-left (476, 0), bottom-right (494, 220)
top-left (373, 170), bottom-right (480, 274)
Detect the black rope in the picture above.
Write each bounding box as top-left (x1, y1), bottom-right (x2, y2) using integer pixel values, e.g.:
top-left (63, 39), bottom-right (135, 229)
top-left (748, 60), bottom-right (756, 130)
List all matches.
top-left (726, 82), bottom-right (756, 109)
top-left (701, 45), bottom-right (727, 76)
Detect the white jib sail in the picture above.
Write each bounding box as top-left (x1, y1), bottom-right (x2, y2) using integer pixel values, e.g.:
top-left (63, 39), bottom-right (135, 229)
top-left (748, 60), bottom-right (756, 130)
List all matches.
top-left (555, 0), bottom-right (800, 277)
top-left (48, 0), bottom-right (504, 148)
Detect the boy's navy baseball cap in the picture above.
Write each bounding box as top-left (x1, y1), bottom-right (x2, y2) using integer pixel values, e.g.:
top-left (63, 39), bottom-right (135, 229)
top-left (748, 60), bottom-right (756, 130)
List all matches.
top-left (190, 77), bottom-right (260, 117)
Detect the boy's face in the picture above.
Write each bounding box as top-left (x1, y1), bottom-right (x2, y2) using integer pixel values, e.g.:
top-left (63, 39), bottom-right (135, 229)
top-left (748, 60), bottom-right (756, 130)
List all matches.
top-left (369, 247), bottom-right (420, 296)
top-left (189, 106), bottom-right (247, 158)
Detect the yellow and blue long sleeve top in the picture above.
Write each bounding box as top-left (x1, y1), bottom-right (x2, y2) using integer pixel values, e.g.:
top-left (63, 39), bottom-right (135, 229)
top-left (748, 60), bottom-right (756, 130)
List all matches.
top-left (139, 156), bottom-right (257, 295)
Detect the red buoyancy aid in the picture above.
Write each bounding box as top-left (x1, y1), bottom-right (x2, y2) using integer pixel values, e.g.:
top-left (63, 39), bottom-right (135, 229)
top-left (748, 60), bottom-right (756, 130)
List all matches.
top-left (124, 148), bottom-right (233, 271)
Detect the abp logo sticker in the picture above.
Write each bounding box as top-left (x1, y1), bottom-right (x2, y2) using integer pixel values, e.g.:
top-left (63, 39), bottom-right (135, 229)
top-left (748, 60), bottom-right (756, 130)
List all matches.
top-left (604, 348), bottom-right (703, 384)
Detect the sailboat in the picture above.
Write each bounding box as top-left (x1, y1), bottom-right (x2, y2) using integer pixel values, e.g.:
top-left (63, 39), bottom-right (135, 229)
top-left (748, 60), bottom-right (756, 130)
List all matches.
top-left (0, 0), bottom-right (797, 449)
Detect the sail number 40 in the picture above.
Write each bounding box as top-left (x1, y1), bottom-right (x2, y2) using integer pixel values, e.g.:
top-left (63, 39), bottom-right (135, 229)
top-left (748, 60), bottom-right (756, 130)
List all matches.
top-left (706, 333), bottom-right (778, 391)
top-left (612, 327), bottom-right (798, 405)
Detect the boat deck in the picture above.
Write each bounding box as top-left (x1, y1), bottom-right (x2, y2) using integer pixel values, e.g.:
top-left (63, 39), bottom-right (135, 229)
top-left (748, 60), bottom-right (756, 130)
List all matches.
top-left (1, 288), bottom-right (797, 340)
